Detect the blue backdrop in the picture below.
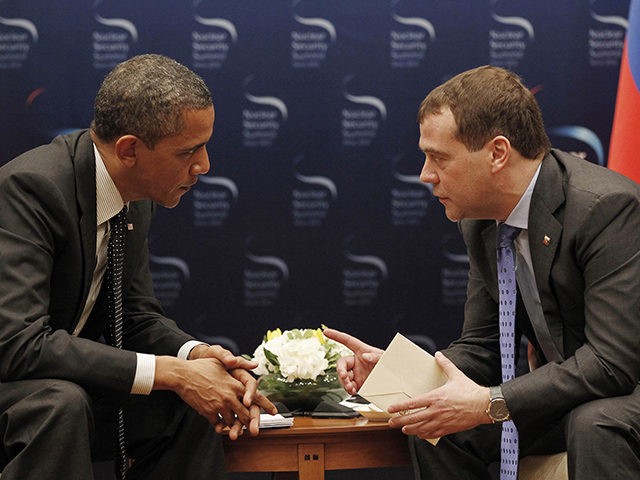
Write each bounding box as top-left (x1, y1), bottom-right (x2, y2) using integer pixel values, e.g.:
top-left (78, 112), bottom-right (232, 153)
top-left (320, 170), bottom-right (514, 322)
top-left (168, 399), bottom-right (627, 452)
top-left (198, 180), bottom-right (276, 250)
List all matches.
top-left (0, 0), bottom-right (630, 358)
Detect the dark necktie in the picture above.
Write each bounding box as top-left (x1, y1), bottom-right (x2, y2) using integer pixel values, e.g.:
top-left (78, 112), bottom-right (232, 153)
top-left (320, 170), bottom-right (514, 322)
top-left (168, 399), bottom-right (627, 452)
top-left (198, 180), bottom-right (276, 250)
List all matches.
top-left (496, 223), bottom-right (521, 480)
top-left (106, 206), bottom-right (128, 480)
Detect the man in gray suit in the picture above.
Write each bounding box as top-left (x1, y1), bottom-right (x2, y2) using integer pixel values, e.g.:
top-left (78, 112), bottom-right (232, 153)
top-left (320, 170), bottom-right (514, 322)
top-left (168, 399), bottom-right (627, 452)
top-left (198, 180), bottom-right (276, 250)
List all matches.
top-left (324, 65), bottom-right (640, 479)
top-left (0, 54), bottom-right (276, 479)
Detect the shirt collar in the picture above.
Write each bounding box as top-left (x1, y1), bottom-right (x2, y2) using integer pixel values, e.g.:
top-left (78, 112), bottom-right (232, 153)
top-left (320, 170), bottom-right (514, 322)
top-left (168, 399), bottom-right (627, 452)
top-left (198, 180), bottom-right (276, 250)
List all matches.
top-left (503, 162), bottom-right (542, 230)
top-left (94, 143), bottom-right (125, 226)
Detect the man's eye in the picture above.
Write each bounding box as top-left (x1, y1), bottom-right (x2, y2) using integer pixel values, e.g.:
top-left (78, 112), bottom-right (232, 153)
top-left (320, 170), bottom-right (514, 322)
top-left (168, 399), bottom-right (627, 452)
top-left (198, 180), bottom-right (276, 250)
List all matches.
top-left (184, 146), bottom-right (201, 155)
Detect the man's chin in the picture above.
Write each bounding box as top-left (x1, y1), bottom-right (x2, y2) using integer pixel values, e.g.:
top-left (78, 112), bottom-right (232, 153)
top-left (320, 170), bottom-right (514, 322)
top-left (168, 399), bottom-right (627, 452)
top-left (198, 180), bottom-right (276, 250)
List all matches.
top-left (157, 196), bottom-right (182, 209)
top-left (442, 206), bottom-right (460, 222)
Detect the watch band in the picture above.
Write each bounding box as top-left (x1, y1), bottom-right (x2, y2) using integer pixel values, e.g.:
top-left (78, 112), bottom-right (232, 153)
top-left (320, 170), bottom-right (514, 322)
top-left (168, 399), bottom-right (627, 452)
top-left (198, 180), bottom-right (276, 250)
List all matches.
top-left (489, 385), bottom-right (503, 400)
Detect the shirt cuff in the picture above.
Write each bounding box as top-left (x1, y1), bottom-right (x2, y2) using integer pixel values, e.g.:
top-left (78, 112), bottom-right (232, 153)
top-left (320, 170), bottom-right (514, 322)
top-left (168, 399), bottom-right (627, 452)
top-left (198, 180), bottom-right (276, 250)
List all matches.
top-left (178, 340), bottom-right (209, 360)
top-left (131, 353), bottom-right (155, 395)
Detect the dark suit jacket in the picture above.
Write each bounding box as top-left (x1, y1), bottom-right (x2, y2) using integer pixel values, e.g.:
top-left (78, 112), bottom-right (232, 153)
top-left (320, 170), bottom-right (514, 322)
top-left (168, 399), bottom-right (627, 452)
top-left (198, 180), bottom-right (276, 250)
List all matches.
top-left (442, 149), bottom-right (640, 434)
top-left (0, 130), bottom-right (195, 398)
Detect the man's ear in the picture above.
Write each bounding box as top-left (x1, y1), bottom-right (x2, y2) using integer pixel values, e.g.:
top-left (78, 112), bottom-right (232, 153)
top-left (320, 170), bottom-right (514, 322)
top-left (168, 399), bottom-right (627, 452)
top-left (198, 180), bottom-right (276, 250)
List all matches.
top-left (114, 135), bottom-right (140, 167)
top-left (490, 135), bottom-right (511, 173)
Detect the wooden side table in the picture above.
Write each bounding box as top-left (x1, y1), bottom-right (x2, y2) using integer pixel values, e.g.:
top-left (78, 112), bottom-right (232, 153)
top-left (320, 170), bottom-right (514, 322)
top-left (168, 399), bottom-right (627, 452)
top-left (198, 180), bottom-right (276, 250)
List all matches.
top-left (223, 416), bottom-right (411, 480)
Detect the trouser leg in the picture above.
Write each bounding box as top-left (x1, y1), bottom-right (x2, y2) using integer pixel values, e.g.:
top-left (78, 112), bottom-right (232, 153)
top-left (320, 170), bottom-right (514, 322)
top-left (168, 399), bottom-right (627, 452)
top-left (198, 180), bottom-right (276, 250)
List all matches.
top-left (93, 390), bottom-right (224, 480)
top-left (410, 424), bottom-right (502, 480)
top-left (0, 379), bottom-right (94, 480)
top-left (410, 417), bottom-right (566, 479)
top-left (566, 384), bottom-right (640, 480)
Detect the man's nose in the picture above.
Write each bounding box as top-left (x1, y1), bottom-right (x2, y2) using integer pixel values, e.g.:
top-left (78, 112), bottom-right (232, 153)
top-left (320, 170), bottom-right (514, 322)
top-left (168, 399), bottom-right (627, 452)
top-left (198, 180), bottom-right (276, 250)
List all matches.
top-left (420, 159), bottom-right (437, 184)
top-left (191, 149), bottom-right (210, 176)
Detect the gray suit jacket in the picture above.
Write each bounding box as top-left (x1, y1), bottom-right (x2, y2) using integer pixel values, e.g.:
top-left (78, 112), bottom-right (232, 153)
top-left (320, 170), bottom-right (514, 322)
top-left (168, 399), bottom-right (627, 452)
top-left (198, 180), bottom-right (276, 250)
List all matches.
top-left (443, 149), bottom-right (640, 433)
top-left (0, 130), bottom-right (195, 398)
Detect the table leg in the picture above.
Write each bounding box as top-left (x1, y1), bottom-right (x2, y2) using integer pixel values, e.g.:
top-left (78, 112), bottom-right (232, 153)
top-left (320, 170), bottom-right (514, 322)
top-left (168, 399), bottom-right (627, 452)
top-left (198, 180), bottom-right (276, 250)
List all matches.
top-left (298, 443), bottom-right (325, 480)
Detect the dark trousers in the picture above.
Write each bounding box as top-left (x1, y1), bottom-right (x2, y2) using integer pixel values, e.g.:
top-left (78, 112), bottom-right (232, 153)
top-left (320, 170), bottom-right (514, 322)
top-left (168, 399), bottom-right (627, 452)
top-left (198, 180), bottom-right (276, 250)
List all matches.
top-left (0, 379), bottom-right (224, 479)
top-left (410, 384), bottom-right (640, 480)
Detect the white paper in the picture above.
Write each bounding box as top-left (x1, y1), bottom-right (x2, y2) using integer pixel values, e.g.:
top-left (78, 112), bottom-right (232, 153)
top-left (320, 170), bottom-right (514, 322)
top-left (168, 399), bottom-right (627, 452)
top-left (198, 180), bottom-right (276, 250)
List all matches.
top-left (259, 413), bottom-right (294, 428)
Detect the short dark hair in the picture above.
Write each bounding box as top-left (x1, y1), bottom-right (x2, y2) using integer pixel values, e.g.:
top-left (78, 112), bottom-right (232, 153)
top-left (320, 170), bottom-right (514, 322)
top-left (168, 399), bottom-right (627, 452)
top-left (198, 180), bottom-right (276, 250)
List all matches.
top-left (417, 65), bottom-right (551, 159)
top-left (91, 54), bottom-right (212, 147)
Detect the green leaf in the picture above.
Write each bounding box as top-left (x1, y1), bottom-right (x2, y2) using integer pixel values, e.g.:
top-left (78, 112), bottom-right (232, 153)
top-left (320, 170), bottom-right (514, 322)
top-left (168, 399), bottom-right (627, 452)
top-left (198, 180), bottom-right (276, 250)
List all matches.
top-left (263, 348), bottom-right (280, 367)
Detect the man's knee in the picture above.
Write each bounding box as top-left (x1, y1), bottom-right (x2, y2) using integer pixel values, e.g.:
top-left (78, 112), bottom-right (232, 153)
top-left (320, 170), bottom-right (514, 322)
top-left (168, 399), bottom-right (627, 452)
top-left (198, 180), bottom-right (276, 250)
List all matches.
top-left (6, 379), bottom-right (94, 431)
top-left (1, 380), bottom-right (94, 466)
top-left (566, 396), bottom-right (639, 449)
top-left (0, 380), bottom-right (97, 477)
top-left (42, 379), bottom-right (93, 418)
top-left (564, 392), bottom-right (640, 477)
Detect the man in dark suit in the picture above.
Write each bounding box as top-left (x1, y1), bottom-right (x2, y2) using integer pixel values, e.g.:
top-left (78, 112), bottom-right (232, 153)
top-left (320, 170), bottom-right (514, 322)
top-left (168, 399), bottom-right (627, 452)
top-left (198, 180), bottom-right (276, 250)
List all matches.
top-left (0, 54), bottom-right (276, 479)
top-left (324, 65), bottom-right (640, 479)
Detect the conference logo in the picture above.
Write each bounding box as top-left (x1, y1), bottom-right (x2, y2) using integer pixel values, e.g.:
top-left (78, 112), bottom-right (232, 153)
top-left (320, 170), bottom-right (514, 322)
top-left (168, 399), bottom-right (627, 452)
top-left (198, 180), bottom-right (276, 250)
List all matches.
top-left (292, 156), bottom-right (337, 227)
top-left (489, 1), bottom-right (534, 68)
top-left (390, 153), bottom-right (432, 226)
top-left (243, 240), bottom-right (290, 307)
top-left (342, 239), bottom-right (388, 307)
top-left (291, 9), bottom-right (336, 69)
top-left (149, 254), bottom-right (190, 310)
top-left (0, 14), bottom-right (38, 69)
top-left (441, 234), bottom-right (469, 306)
top-left (242, 76), bottom-right (288, 148)
top-left (547, 125), bottom-right (605, 166)
top-left (341, 77), bottom-right (387, 147)
top-left (93, 1), bottom-right (138, 69)
top-left (191, 1), bottom-right (237, 70)
top-left (390, 9), bottom-right (435, 68)
top-left (192, 174), bottom-right (239, 227)
top-left (589, 4), bottom-right (627, 68)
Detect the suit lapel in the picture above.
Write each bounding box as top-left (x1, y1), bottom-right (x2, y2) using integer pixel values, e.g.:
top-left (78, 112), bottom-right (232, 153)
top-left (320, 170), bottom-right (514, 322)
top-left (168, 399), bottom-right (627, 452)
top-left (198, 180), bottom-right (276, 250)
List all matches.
top-left (72, 131), bottom-right (98, 325)
top-left (527, 152), bottom-right (565, 358)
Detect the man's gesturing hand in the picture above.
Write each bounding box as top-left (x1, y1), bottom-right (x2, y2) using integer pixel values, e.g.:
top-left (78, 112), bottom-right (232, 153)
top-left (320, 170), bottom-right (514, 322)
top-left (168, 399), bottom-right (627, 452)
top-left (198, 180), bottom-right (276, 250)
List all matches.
top-left (322, 328), bottom-right (384, 395)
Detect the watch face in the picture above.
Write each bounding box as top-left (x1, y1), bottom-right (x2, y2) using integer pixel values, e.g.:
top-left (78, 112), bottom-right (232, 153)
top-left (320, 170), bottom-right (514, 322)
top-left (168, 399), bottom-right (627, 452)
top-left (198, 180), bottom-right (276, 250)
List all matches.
top-left (489, 399), bottom-right (510, 421)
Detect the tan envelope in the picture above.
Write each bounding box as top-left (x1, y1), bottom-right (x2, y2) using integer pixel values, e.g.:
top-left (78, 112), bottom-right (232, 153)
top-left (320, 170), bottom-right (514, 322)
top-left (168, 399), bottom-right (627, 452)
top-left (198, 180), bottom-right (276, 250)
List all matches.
top-left (359, 333), bottom-right (447, 445)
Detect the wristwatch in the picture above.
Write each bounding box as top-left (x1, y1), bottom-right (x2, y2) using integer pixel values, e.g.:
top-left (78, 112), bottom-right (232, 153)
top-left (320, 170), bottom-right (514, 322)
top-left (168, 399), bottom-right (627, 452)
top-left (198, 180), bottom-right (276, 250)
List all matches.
top-left (486, 386), bottom-right (511, 422)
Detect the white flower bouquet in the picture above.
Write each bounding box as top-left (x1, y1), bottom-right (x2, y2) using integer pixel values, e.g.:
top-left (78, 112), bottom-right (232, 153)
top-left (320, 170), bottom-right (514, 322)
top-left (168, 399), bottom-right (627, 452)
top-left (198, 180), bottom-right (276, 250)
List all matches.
top-left (249, 327), bottom-right (353, 410)
top-left (251, 327), bottom-right (352, 381)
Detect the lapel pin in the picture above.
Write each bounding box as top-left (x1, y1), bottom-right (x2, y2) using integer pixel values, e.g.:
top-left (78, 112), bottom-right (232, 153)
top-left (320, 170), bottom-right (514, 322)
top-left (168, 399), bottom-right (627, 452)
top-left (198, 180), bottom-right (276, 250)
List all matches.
top-left (543, 235), bottom-right (551, 246)
top-left (127, 223), bottom-right (134, 231)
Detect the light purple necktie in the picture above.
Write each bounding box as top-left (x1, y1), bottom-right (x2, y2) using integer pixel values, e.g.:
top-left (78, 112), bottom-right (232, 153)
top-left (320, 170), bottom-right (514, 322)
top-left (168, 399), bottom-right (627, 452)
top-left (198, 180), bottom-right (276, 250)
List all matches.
top-left (496, 223), bottom-right (521, 480)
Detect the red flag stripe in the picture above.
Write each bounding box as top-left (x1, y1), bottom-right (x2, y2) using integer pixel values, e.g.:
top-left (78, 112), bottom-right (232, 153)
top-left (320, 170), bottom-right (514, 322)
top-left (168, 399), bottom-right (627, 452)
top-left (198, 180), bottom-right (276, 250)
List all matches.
top-left (608, 0), bottom-right (640, 183)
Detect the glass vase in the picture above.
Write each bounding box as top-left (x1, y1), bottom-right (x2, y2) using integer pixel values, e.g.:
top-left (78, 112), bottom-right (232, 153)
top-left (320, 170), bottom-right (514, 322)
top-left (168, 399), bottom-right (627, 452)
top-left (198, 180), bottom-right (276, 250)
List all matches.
top-left (258, 371), bottom-right (349, 412)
